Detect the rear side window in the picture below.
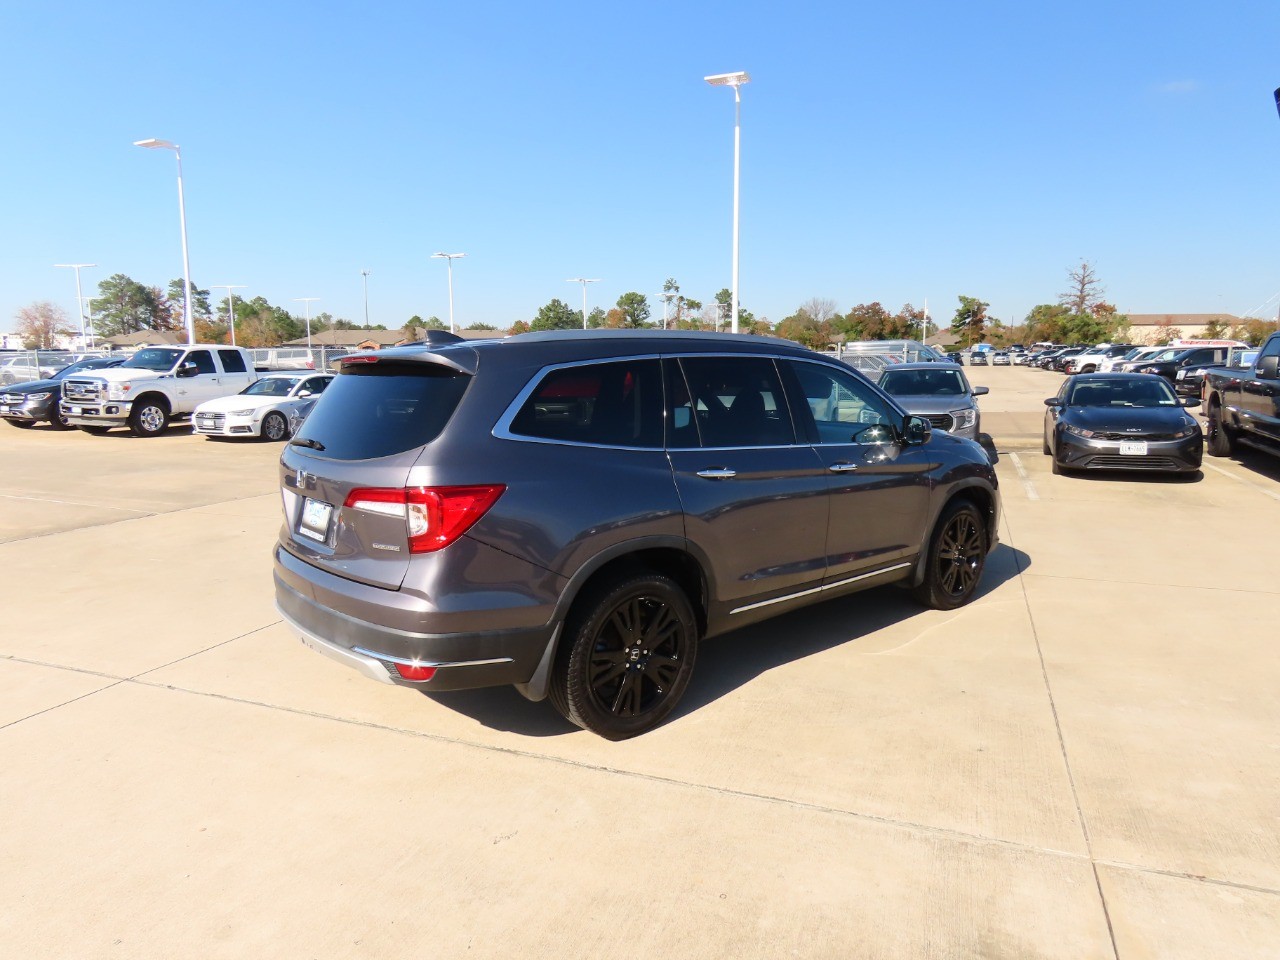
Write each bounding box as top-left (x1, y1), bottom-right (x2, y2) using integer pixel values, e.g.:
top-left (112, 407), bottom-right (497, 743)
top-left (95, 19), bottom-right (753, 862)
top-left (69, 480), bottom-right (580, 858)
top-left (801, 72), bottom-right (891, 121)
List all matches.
top-left (676, 356), bottom-right (795, 448)
top-left (294, 363), bottom-right (469, 460)
top-left (509, 359), bottom-right (662, 448)
top-left (220, 350), bottom-right (247, 373)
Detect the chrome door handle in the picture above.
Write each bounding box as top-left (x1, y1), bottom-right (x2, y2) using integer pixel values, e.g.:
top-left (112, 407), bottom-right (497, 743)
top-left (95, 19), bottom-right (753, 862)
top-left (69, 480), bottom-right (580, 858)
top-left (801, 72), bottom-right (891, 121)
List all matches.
top-left (696, 468), bottom-right (737, 479)
top-left (828, 462), bottom-right (859, 472)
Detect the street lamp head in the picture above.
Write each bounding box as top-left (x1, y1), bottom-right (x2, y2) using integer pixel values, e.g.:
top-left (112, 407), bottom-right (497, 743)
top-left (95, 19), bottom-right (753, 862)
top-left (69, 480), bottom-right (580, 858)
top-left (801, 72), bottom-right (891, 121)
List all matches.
top-left (432, 252), bottom-right (467, 260)
top-left (134, 138), bottom-right (178, 151)
top-left (566, 278), bottom-right (601, 283)
top-left (704, 71), bottom-right (750, 87)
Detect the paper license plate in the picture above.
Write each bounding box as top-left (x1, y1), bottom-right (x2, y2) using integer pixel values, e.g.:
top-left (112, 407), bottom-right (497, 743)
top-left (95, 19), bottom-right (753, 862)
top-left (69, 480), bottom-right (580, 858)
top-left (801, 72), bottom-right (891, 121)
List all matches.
top-left (298, 497), bottom-right (333, 542)
top-left (1119, 441), bottom-right (1148, 456)
top-left (1175, 370), bottom-right (1186, 380)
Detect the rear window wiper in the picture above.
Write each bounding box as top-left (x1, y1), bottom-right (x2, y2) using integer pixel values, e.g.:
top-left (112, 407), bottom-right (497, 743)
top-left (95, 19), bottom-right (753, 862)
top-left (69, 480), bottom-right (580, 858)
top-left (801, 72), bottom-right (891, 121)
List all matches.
top-left (289, 437), bottom-right (326, 451)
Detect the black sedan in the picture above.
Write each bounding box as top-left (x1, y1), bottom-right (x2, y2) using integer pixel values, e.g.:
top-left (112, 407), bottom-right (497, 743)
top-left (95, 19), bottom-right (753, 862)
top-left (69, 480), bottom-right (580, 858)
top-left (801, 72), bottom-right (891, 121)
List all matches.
top-left (1043, 373), bottom-right (1203, 475)
top-left (0, 356), bottom-right (125, 429)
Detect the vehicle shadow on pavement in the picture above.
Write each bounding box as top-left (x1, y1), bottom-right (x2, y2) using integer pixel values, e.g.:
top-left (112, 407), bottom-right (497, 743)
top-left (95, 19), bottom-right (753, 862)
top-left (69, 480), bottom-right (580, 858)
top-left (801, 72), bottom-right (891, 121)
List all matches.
top-left (425, 543), bottom-right (1030, 739)
top-left (1217, 446), bottom-right (1280, 483)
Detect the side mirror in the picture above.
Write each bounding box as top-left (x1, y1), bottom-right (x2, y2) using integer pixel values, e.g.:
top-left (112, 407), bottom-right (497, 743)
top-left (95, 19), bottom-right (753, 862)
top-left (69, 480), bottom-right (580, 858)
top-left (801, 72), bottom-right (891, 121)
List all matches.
top-left (902, 415), bottom-right (932, 445)
top-left (297, 389), bottom-right (313, 398)
top-left (1180, 397), bottom-right (1201, 408)
top-left (972, 386), bottom-right (989, 396)
top-left (1043, 398), bottom-right (1061, 407)
top-left (1258, 356), bottom-right (1279, 380)
top-left (177, 361), bottom-right (198, 378)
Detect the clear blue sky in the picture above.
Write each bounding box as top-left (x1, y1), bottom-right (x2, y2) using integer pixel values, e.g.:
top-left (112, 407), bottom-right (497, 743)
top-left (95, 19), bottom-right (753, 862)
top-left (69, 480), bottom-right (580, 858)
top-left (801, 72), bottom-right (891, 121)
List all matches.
top-left (3, 0), bottom-right (1280, 334)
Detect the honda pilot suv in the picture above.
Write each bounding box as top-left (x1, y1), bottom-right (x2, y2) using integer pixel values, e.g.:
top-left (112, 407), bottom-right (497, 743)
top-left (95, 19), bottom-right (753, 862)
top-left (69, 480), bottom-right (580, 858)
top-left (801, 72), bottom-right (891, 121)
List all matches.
top-left (274, 331), bottom-right (1001, 739)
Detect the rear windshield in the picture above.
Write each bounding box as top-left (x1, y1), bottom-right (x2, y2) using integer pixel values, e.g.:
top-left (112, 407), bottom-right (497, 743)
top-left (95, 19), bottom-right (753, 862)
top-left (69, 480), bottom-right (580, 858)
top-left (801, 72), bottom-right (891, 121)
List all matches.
top-left (293, 363), bottom-right (469, 460)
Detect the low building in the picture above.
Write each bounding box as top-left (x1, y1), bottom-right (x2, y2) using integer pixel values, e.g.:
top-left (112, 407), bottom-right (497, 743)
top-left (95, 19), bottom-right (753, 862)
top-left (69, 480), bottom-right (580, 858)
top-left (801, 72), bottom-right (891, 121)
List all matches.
top-left (1123, 314), bottom-right (1242, 345)
top-left (100, 329), bottom-right (189, 350)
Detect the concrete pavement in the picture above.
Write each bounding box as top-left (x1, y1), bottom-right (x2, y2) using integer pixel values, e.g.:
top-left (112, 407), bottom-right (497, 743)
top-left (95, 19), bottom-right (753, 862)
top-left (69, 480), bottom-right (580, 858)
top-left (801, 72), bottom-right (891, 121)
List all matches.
top-left (1, 372), bottom-right (1277, 959)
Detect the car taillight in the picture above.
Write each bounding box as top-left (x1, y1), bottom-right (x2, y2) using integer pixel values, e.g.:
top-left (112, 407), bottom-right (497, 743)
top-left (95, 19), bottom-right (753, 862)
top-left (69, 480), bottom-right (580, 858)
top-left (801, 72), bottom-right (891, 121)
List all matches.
top-left (344, 485), bottom-right (505, 553)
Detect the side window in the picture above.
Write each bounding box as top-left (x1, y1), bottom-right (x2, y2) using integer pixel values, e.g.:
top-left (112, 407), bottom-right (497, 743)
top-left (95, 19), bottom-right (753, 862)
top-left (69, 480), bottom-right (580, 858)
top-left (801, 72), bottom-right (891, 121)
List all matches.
top-left (788, 361), bottom-right (895, 445)
top-left (186, 350), bottom-right (217, 375)
top-left (676, 356), bottom-right (795, 448)
top-left (509, 359), bottom-right (663, 448)
top-left (302, 376), bottom-right (330, 395)
top-left (219, 350), bottom-right (247, 373)
top-left (1257, 337), bottom-right (1280, 361)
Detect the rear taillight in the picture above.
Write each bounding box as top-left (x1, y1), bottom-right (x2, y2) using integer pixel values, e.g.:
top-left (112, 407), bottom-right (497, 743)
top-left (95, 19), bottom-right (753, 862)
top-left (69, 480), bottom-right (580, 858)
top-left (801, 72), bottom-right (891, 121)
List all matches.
top-left (344, 485), bottom-right (505, 553)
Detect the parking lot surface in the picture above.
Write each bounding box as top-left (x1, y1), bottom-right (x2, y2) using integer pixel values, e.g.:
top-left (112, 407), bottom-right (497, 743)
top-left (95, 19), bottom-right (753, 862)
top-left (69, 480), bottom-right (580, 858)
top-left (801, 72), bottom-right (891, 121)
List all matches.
top-left (2, 365), bottom-right (1279, 959)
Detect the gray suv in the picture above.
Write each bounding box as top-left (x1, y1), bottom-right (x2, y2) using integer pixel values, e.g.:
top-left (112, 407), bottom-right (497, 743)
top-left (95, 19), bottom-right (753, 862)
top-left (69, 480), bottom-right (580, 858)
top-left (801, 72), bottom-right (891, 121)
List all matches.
top-left (274, 331), bottom-right (1001, 739)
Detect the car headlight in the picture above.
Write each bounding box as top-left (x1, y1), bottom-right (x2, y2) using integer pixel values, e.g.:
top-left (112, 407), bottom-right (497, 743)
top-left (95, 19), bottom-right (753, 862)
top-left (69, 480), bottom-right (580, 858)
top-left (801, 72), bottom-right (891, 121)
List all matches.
top-left (1171, 423), bottom-right (1199, 439)
top-left (228, 408), bottom-right (256, 417)
top-left (950, 408), bottom-right (977, 429)
top-left (27, 392), bottom-right (51, 400)
top-left (1063, 422), bottom-right (1098, 438)
top-left (107, 382), bottom-right (128, 400)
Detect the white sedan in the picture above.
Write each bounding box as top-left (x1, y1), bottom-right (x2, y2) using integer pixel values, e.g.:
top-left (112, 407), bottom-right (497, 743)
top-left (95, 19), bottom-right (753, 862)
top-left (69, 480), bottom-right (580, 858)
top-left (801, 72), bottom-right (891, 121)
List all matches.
top-left (192, 372), bottom-right (333, 441)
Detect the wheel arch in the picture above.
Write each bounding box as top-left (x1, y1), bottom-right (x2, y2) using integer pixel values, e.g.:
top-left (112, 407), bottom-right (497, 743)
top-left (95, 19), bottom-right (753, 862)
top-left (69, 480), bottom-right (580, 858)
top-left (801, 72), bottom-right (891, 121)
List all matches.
top-left (131, 390), bottom-right (172, 414)
top-left (909, 481), bottom-right (998, 588)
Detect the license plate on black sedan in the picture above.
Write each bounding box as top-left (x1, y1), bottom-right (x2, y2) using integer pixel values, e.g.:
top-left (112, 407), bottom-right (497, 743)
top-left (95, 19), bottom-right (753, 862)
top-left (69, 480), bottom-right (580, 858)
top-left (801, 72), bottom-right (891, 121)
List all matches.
top-left (1119, 441), bottom-right (1148, 456)
top-left (298, 497), bottom-right (333, 542)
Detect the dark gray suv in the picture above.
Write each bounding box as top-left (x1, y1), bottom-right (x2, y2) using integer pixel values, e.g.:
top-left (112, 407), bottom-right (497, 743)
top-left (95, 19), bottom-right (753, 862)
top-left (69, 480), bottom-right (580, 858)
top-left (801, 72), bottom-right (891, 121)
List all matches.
top-left (274, 331), bottom-right (1000, 738)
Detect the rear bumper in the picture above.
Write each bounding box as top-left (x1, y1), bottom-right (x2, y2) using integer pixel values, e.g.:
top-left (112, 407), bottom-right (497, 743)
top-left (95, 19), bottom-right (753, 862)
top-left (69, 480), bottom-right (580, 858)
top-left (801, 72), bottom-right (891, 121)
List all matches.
top-left (274, 546), bottom-right (559, 692)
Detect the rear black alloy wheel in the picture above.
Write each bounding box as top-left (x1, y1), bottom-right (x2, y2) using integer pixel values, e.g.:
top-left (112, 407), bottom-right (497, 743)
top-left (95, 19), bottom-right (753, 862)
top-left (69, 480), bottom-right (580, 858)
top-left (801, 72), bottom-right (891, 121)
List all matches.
top-left (914, 501), bottom-right (987, 610)
top-left (1205, 401), bottom-right (1235, 457)
top-left (261, 411), bottom-right (289, 442)
top-left (551, 571), bottom-right (698, 740)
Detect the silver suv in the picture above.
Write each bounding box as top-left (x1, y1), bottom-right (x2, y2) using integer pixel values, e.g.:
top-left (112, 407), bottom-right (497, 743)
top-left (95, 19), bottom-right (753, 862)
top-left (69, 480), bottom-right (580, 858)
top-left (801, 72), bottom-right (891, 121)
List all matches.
top-left (274, 331), bottom-right (1001, 739)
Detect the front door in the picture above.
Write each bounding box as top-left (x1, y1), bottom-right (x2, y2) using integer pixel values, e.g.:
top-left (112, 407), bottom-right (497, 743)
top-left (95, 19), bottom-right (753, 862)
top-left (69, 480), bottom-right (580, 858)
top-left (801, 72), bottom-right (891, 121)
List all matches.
top-left (782, 359), bottom-right (932, 583)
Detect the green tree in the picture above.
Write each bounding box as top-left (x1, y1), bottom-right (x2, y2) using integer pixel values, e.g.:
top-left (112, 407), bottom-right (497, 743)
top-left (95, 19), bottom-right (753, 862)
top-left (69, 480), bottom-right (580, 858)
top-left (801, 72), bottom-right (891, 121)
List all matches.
top-left (1024, 304), bottom-right (1071, 343)
top-left (834, 302), bottom-right (892, 341)
top-left (166, 278), bottom-right (211, 327)
top-left (509, 320), bottom-right (531, 335)
top-left (1203, 316), bottom-right (1229, 339)
top-left (585, 306), bottom-right (607, 329)
top-left (466, 321), bottom-right (497, 331)
top-left (615, 292), bottom-right (651, 328)
top-left (713, 287), bottom-right (755, 329)
top-left (90, 274), bottom-right (166, 337)
top-left (775, 308), bottom-right (831, 350)
top-left (951, 295), bottom-right (989, 347)
top-left (530, 298), bottom-right (582, 331)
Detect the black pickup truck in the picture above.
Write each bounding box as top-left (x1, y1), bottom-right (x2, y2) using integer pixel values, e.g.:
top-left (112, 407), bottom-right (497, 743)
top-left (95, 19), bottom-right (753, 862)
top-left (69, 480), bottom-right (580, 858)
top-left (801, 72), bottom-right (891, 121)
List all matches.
top-left (1203, 332), bottom-right (1280, 458)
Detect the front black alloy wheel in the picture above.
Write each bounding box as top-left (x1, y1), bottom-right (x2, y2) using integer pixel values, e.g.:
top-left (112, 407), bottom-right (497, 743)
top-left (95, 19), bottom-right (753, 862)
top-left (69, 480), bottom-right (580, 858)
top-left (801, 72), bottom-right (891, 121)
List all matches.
top-left (913, 500), bottom-right (988, 610)
top-left (48, 406), bottom-right (73, 430)
top-left (550, 571), bottom-right (698, 740)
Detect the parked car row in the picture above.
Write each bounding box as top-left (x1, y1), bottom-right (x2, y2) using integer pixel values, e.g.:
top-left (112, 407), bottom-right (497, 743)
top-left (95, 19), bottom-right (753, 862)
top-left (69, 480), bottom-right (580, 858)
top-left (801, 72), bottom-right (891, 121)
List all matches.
top-left (2, 343), bottom-right (331, 441)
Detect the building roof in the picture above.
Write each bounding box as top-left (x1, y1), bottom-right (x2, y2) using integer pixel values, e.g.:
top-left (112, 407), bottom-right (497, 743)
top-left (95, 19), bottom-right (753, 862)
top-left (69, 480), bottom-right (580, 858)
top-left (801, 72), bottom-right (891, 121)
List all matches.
top-left (102, 329), bottom-right (188, 347)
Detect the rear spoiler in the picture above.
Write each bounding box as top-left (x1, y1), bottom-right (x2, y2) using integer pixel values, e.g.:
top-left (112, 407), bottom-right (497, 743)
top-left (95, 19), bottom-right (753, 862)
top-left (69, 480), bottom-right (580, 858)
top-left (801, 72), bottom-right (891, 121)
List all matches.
top-left (339, 343), bottom-right (478, 376)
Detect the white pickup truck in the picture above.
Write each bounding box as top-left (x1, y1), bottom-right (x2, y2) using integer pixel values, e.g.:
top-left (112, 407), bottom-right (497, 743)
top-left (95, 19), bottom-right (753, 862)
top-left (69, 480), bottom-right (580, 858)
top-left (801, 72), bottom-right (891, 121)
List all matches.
top-left (60, 345), bottom-right (258, 436)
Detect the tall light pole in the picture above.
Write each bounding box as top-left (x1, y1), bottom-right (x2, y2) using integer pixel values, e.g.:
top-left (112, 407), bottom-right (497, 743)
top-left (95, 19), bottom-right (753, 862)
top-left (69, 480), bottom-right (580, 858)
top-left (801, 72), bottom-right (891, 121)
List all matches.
top-left (361, 269), bottom-right (372, 327)
top-left (134, 138), bottom-right (194, 344)
top-left (211, 284), bottom-right (246, 346)
top-left (431, 252), bottom-right (466, 332)
top-left (658, 291), bottom-right (677, 330)
top-left (293, 297), bottom-right (320, 351)
top-left (566, 278), bottom-right (601, 329)
top-left (704, 71), bottom-right (750, 335)
top-left (54, 263), bottom-right (96, 349)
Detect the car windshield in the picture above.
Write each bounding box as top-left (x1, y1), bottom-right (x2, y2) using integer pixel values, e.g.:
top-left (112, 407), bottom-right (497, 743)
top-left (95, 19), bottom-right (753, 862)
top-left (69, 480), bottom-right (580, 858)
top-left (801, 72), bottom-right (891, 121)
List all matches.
top-left (121, 348), bottom-right (183, 371)
top-left (1066, 378), bottom-right (1178, 407)
top-left (879, 368), bottom-right (967, 396)
top-left (51, 358), bottom-right (114, 380)
top-left (1146, 349), bottom-right (1181, 362)
top-left (243, 377), bottom-right (300, 397)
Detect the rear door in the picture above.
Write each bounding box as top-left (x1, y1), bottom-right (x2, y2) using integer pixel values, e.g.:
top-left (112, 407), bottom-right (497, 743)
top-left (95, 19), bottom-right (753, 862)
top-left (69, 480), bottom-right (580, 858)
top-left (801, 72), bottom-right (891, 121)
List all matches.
top-left (1239, 337), bottom-right (1280, 439)
top-left (783, 359), bottom-right (932, 583)
top-left (216, 349), bottom-right (255, 395)
top-left (664, 355), bottom-right (830, 613)
top-left (279, 357), bottom-right (472, 590)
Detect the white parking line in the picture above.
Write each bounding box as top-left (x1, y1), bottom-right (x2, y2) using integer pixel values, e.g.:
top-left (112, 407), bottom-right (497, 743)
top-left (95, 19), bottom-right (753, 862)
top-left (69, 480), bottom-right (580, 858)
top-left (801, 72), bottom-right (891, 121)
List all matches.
top-left (1006, 453), bottom-right (1040, 501)
top-left (0, 493), bottom-right (149, 514)
top-left (1201, 462), bottom-right (1280, 503)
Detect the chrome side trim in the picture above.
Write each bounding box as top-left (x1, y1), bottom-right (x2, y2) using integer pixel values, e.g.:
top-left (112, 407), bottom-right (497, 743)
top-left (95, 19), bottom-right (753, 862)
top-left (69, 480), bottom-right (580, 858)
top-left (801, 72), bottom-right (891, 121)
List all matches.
top-left (729, 561), bottom-right (913, 615)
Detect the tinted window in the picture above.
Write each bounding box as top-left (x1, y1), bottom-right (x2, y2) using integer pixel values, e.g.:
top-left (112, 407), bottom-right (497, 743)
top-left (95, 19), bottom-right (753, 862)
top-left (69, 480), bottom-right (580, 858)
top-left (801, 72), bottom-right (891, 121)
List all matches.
top-left (122, 348), bottom-right (183, 371)
top-left (1066, 378), bottom-right (1177, 407)
top-left (187, 350), bottom-right (217, 375)
top-left (879, 368), bottom-right (967, 396)
top-left (676, 356), bottom-right (795, 448)
top-left (294, 363), bottom-right (469, 460)
top-left (219, 350), bottom-right (247, 373)
top-left (302, 376), bottom-right (331, 394)
top-left (510, 359), bottom-right (662, 448)
top-left (790, 361), bottom-right (895, 444)
top-left (245, 377), bottom-right (299, 397)
top-left (1259, 337), bottom-right (1280, 361)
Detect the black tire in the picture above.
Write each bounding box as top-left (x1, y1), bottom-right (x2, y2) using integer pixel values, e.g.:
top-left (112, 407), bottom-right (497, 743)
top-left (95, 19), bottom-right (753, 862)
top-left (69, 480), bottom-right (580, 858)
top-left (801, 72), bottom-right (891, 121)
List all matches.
top-left (5, 418), bottom-right (35, 429)
top-left (260, 411), bottom-right (289, 442)
top-left (129, 398), bottom-right (170, 437)
top-left (913, 500), bottom-right (988, 610)
top-left (549, 570), bottom-right (698, 740)
top-left (1205, 401), bottom-right (1235, 457)
top-left (1042, 432), bottom-right (1051, 455)
top-left (47, 406), bottom-right (73, 430)
top-left (1051, 456), bottom-right (1065, 476)
top-left (78, 425), bottom-right (111, 435)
